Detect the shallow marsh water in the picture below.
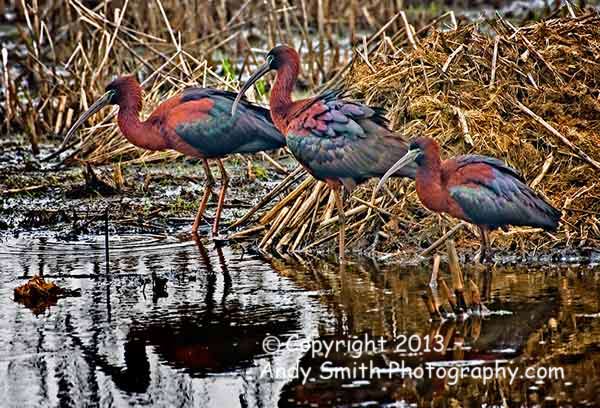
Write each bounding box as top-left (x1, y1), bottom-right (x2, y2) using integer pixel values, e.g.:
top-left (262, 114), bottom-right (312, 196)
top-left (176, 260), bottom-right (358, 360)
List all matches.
top-left (1, 232), bottom-right (600, 407)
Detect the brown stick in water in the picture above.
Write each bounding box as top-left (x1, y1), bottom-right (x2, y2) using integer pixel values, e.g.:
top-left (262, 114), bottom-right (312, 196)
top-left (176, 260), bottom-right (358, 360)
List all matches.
top-left (468, 279), bottom-right (482, 314)
top-left (439, 277), bottom-right (457, 314)
top-left (421, 290), bottom-right (442, 321)
top-left (446, 239), bottom-right (468, 312)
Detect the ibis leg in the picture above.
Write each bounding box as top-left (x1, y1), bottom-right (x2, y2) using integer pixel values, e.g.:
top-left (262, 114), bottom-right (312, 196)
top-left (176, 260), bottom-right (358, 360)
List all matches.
top-left (212, 159), bottom-right (230, 237)
top-left (478, 225), bottom-right (491, 263)
top-left (333, 185), bottom-right (346, 262)
top-left (192, 159), bottom-right (215, 234)
top-left (481, 264), bottom-right (493, 301)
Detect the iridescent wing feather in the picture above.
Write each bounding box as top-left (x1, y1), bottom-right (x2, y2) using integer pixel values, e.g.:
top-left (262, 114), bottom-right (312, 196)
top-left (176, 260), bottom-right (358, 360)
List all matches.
top-left (286, 91), bottom-right (415, 190)
top-left (447, 156), bottom-right (560, 230)
top-left (169, 88), bottom-right (285, 158)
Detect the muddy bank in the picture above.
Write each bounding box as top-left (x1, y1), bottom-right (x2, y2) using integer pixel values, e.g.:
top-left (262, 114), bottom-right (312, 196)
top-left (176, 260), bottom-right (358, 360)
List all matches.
top-left (4, 135), bottom-right (600, 263)
top-left (0, 134), bottom-right (294, 238)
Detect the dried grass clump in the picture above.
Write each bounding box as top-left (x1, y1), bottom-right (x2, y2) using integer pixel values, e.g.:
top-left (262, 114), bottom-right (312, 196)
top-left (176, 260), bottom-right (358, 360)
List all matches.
top-left (348, 12), bottom-right (600, 252)
top-left (242, 12), bottom-right (600, 255)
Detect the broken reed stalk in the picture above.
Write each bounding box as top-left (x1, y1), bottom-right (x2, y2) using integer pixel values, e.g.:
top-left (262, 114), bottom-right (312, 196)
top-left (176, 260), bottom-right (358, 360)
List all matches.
top-left (1, 47), bottom-right (9, 133)
top-left (228, 224), bottom-right (266, 240)
top-left (439, 277), bottom-right (458, 314)
top-left (319, 196), bottom-right (384, 228)
top-left (430, 254), bottom-right (441, 287)
top-left (469, 315), bottom-right (482, 342)
top-left (446, 239), bottom-right (463, 288)
top-left (421, 289), bottom-right (442, 321)
top-left (261, 176), bottom-right (314, 225)
top-left (421, 222), bottom-right (465, 257)
top-left (514, 100), bottom-right (600, 172)
top-left (302, 214), bottom-right (378, 252)
top-left (489, 36), bottom-right (499, 88)
top-left (289, 181), bottom-right (325, 228)
top-left (429, 285), bottom-right (447, 318)
top-left (290, 222), bottom-right (309, 252)
top-left (263, 183), bottom-right (319, 249)
top-left (352, 196), bottom-right (416, 227)
top-left (229, 166), bottom-right (305, 229)
top-left (530, 153), bottom-right (553, 189)
top-left (452, 330), bottom-right (465, 360)
top-left (263, 203), bottom-right (297, 249)
top-left (259, 206), bottom-right (289, 248)
top-left (260, 152), bottom-right (288, 174)
top-left (480, 267), bottom-right (492, 301)
top-left (446, 239), bottom-right (467, 312)
top-left (399, 11), bottom-right (417, 50)
top-left (468, 279), bottom-right (482, 314)
top-left (320, 190), bottom-right (336, 224)
top-left (104, 208), bottom-right (110, 274)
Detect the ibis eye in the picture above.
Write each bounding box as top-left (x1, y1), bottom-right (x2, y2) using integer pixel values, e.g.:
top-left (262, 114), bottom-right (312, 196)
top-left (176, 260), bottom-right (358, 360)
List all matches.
top-left (107, 89), bottom-right (117, 102)
top-left (415, 152), bottom-right (425, 166)
top-left (266, 55), bottom-right (274, 65)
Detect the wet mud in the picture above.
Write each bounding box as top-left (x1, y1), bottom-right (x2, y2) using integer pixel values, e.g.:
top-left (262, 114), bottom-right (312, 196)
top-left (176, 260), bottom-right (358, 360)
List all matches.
top-left (1, 135), bottom-right (292, 237)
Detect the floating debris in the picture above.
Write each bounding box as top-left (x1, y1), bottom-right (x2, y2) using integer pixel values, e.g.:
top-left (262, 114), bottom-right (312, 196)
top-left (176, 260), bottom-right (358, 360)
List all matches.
top-left (13, 275), bottom-right (81, 314)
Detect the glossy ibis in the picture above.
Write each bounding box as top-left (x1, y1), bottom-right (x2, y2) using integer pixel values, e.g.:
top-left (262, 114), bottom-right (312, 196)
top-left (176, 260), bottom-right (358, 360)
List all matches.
top-left (63, 75), bottom-right (285, 237)
top-left (232, 45), bottom-right (416, 260)
top-left (376, 136), bottom-right (561, 261)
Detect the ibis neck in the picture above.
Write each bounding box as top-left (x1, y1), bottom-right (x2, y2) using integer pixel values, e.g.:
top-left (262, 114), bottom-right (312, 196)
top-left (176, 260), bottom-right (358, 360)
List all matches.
top-left (416, 151), bottom-right (446, 212)
top-left (270, 61), bottom-right (299, 133)
top-left (116, 100), bottom-right (167, 151)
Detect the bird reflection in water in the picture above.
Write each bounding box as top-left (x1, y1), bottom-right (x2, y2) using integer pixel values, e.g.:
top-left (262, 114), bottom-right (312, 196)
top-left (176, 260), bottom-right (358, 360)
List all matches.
top-left (269, 255), bottom-right (561, 406)
top-left (59, 238), bottom-right (302, 400)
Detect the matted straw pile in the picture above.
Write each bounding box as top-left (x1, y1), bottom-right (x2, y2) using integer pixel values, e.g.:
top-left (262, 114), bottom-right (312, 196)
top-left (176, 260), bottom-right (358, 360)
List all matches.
top-left (240, 13), bottom-right (600, 255)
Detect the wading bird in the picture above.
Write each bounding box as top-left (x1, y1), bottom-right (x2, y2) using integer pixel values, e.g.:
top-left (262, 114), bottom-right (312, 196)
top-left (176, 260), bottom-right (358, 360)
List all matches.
top-left (376, 136), bottom-right (561, 261)
top-left (231, 45), bottom-right (416, 260)
top-left (63, 75), bottom-right (285, 237)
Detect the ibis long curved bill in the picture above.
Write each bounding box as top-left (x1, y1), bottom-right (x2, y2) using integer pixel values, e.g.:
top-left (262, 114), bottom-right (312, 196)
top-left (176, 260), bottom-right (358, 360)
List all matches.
top-left (60, 90), bottom-right (115, 149)
top-left (374, 148), bottom-right (420, 195)
top-left (231, 62), bottom-right (271, 117)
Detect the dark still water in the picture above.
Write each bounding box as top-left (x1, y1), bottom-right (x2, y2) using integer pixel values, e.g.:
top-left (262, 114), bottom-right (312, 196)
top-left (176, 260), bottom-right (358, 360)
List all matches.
top-left (1, 232), bottom-right (599, 407)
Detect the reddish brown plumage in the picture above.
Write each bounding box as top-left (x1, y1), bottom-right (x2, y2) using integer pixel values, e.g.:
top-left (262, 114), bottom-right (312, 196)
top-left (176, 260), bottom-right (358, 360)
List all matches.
top-left (161, 98), bottom-right (216, 157)
top-left (265, 46), bottom-right (313, 132)
top-left (107, 77), bottom-right (220, 157)
top-left (64, 75), bottom-right (285, 237)
top-left (111, 76), bottom-right (170, 152)
top-left (413, 138), bottom-right (475, 221)
top-left (233, 45), bottom-right (415, 260)
top-left (380, 136), bottom-right (561, 261)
